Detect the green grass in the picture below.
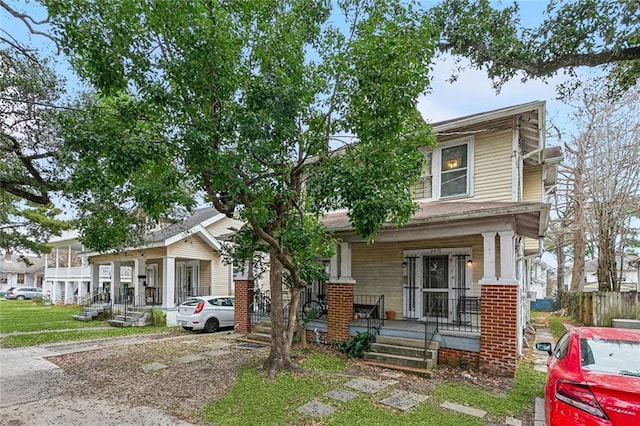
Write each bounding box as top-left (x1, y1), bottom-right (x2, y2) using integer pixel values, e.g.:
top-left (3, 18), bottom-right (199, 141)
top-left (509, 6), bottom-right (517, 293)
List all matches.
top-left (547, 315), bottom-right (569, 340)
top-left (0, 326), bottom-right (172, 347)
top-left (0, 300), bottom-right (174, 347)
top-left (433, 363), bottom-right (546, 417)
top-left (0, 300), bottom-right (102, 333)
top-left (203, 352), bottom-right (544, 426)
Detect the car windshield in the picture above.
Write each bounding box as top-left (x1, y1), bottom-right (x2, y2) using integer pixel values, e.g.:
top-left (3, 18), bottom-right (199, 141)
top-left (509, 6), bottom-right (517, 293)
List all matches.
top-left (580, 338), bottom-right (640, 376)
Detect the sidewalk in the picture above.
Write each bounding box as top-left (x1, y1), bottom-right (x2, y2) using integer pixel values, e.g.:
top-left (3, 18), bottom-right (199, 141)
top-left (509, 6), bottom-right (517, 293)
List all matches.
top-left (530, 317), bottom-right (554, 426)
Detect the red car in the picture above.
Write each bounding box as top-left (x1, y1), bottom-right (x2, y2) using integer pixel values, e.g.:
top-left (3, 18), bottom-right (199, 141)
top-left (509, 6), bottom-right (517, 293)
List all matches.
top-left (536, 327), bottom-right (640, 426)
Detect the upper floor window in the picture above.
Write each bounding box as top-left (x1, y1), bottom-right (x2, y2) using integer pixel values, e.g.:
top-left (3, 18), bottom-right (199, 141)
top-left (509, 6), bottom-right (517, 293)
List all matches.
top-left (414, 137), bottom-right (473, 200)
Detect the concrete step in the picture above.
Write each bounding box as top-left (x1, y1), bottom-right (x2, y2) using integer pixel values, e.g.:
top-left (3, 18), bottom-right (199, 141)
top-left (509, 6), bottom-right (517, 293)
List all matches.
top-left (246, 332), bottom-right (271, 343)
top-left (374, 335), bottom-right (439, 350)
top-left (370, 342), bottom-right (437, 360)
top-left (73, 314), bottom-right (93, 322)
top-left (363, 351), bottom-right (433, 370)
top-left (107, 319), bottom-right (134, 327)
top-left (361, 360), bottom-right (434, 378)
top-left (252, 324), bottom-right (272, 335)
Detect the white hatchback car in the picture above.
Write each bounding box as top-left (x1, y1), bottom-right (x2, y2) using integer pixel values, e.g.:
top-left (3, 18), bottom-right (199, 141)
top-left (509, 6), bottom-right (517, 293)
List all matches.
top-left (176, 296), bottom-right (234, 333)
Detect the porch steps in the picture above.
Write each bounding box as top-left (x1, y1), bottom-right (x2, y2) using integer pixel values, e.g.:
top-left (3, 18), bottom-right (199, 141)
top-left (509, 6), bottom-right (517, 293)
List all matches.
top-left (363, 335), bottom-right (438, 372)
top-left (73, 305), bottom-right (108, 322)
top-left (246, 321), bottom-right (273, 343)
top-left (108, 308), bottom-right (152, 327)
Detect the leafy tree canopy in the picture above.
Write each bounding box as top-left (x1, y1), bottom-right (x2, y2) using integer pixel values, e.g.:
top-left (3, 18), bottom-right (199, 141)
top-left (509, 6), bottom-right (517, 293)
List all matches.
top-left (0, 33), bottom-right (70, 256)
top-left (45, 0), bottom-right (436, 374)
top-left (431, 0), bottom-right (640, 96)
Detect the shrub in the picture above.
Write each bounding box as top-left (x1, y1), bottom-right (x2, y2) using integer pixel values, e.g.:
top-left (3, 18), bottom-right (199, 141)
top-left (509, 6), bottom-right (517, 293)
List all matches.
top-left (151, 309), bottom-right (166, 327)
top-left (339, 331), bottom-right (374, 358)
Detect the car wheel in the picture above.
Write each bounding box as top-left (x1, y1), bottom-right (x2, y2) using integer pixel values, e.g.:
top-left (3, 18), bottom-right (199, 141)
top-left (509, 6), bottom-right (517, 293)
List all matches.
top-left (17, 295), bottom-right (25, 300)
top-left (204, 318), bottom-right (219, 333)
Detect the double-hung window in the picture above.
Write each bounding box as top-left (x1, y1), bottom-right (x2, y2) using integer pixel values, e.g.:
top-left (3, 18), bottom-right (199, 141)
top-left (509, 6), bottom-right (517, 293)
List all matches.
top-left (414, 137), bottom-right (473, 200)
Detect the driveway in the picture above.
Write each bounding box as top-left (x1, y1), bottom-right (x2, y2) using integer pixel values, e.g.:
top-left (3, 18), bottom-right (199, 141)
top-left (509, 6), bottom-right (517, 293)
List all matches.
top-left (0, 333), bottom-right (245, 426)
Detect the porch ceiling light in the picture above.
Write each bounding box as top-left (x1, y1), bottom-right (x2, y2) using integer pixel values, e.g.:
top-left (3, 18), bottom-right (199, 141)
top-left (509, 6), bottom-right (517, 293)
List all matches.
top-left (445, 158), bottom-right (461, 169)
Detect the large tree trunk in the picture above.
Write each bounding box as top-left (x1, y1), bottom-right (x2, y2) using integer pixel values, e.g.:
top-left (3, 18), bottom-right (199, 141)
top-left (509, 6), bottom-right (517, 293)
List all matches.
top-left (571, 137), bottom-right (586, 291)
top-left (263, 250), bottom-right (302, 378)
top-left (557, 233), bottom-right (565, 296)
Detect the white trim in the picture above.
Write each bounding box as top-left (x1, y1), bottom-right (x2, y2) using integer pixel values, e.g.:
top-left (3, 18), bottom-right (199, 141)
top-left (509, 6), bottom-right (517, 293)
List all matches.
top-left (432, 101), bottom-right (545, 133)
top-left (416, 136), bottom-right (474, 201)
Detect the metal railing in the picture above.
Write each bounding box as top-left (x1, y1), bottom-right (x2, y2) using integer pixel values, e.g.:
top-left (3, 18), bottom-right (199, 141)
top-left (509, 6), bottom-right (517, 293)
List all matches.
top-left (423, 296), bottom-right (481, 333)
top-left (111, 289), bottom-right (149, 322)
top-left (78, 291), bottom-right (109, 317)
top-left (423, 302), bottom-right (439, 360)
top-left (353, 294), bottom-right (384, 337)
top-left (175, 286), bottom-right (211, 306)
top-left (250, 288), bottom-right (272, 325)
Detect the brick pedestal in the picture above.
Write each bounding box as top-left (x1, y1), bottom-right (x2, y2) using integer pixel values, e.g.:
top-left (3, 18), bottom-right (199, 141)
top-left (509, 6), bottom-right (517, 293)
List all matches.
top-left (326, 281), bottom-right (354, 343)
top-left (479, 284), bottom-right (519, 377)
top-left (234, 279), bottom-right (254, 333)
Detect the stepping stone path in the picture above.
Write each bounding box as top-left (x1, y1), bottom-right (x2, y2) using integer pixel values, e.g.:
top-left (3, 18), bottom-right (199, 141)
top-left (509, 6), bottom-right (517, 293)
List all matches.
top-left (140, 362), bottom-right (168, 373)
top-left (344, 377), bottom-right (388, 394)
top-left (325, 389), bottom-right (358, 403)
top-left (380, 390), bottom-right (429, 411)
top-left (297, 400), bottom-right (336, 417)
top-left (440, 401), bottom-right (487, 418)
top-left (174, 354), bottom-right (206, 364)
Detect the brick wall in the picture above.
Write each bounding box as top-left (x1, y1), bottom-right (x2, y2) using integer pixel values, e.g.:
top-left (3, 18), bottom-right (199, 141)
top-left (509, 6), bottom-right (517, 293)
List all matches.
top-left (438, 348), bottom-right (480, 369)
top-left (234, 279), bottom-right (254, 333)
top-left (326, 282), bottom-right (354, 343)
top-left (479, 284), bottom-right (519, 377)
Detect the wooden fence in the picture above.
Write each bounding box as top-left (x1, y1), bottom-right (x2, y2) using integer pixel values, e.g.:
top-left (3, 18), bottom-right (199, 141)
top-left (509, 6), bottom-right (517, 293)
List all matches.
top-left (563, 291), bottom-right (640, 327)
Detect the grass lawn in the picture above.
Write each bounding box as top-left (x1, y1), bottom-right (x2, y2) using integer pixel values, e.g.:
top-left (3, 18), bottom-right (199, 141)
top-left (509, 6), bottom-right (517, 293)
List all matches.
top-left (204, 351), bottom-right (545, 426)
top-left (0, 299), bottom-right (174, 347)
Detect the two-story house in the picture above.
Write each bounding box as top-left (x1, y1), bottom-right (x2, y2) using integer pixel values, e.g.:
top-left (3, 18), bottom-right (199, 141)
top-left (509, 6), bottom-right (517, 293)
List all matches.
top-left (236, 101), bottom-right (561, 377)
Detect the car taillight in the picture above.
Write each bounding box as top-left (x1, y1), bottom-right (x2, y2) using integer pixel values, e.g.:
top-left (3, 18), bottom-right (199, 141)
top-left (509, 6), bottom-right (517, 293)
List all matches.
top-left (193, 301), bottom-right (205, 314)
top-left (556, 380), bottom-right (608, 420)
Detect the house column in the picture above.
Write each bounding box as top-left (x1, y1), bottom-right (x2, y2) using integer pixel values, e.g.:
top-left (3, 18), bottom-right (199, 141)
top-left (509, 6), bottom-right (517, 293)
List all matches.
top-left (162, 256), bottom-right (175, 309)
top-left (77, 280), bottom-right (86, 304)
top-left (64, 281), bottom-right (73, 304)
top-left (111, 261), bottom-right (120, 303)
top-left (133, 258), bottom-right (146, 304)
top-left (327, 242), bottom-right (355, 343)
top-left (234, 275), bottom-right (255, 333)
top-left (90, 263), bottom-right (100, 300)
top-left (479, 230), bottom-right (519, 377)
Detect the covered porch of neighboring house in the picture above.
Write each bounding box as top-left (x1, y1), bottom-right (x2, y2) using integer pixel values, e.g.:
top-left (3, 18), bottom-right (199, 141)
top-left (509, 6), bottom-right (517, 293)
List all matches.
top-left (83, 253), bottom-right (226, 325)
top-left (237, 201), bottom-right (548, 377)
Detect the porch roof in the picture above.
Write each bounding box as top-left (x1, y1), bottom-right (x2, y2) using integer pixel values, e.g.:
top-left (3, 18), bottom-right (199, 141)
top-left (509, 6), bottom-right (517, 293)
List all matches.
top-left (322, 201), bottom-right (549, 240)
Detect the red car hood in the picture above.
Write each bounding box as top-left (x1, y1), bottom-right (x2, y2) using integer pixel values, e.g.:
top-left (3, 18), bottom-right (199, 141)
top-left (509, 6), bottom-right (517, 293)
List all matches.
top-left (583, 370), bottom-right (640, 424)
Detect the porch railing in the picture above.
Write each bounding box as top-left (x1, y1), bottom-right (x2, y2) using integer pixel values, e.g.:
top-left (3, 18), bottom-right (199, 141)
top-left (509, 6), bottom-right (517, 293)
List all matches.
top-left (175, 286), bottom-right (211, 306)
top-left (250, 288), bottom-right (272, 325)
top-left (427, 296), bottom-right (481, 333)
top-left (78, 291), bottom-right (109, 317)
top-left (110, 290), bottom-right (148, 322)
top-left (353, 294), bottom-right (384, 337)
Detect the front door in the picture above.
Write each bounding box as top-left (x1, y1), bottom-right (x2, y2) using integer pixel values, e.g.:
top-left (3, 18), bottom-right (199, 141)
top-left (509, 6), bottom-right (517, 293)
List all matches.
top-left (422, 255), bottom-right (450, 321)
top-left (403, 249), bottom-right (471, 322)
top-left (176, 261), bottom-right (200, 304)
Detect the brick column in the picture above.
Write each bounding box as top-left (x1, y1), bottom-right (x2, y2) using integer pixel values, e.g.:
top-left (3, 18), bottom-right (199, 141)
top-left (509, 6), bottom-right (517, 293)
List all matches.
top-left (326, 282), bottom-right (354, 343)
top-left (234, 279), bottom-right (254, 332)
top-left (479, 284), bottom-right (519, 377)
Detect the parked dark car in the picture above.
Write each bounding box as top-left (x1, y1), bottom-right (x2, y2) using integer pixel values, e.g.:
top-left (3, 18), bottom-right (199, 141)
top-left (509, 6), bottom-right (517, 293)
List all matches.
top-left (536, 327), bottom-right (640, 426)
top-left (5, 286), bottom-right (43, 300)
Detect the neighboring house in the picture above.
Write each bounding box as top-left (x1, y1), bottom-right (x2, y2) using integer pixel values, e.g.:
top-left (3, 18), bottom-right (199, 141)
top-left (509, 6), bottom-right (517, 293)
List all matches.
top-left (0, 253), bottom-right (44, 295)
top-left (236, 100), bottom-right (562, 377)
top-left (43, 209), bottom-right (253, 325)
top-left (564, 255), bottom-right (640, 292)
top-left (528, 251), bottom-right (557, 300)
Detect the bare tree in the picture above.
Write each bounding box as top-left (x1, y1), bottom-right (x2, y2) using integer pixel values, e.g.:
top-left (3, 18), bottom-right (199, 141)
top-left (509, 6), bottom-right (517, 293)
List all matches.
top-left (573, 83), bottom-right (640, 291)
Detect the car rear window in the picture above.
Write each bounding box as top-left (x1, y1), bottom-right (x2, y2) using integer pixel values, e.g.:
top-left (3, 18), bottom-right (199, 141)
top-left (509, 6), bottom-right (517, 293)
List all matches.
top-left (181, 298), bottom-right (203, 306)
top-left (580, 338), bottom-right (640, 376)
